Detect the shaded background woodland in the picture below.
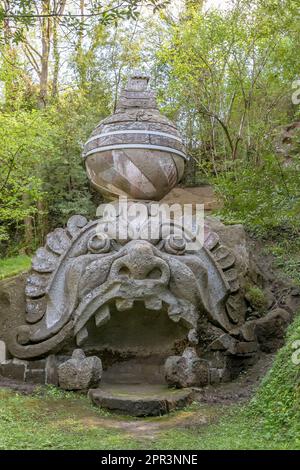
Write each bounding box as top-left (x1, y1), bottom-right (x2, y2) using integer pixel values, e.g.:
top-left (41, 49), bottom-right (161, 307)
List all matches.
top-left (0, 0), bottom-right (299, 256)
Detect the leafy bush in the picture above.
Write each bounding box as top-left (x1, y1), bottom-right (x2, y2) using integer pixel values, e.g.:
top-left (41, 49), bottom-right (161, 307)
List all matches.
top-left (0, 255), bottom-right (31, 279)
top-left (245, 285), bottom-right (267, 313)
top-left (246, 313), bottom-right (300, 444)
top-left (213, 155), bottom-right (300, 238)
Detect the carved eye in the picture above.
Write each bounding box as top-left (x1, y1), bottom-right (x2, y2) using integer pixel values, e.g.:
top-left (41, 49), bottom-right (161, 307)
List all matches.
top-left (88, 234), bottom-right (111, 254)
top-left (164, 236), bottom-right (186, 255)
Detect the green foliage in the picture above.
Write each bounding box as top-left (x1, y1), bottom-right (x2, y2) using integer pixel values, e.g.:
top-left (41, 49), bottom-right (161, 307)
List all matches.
top-left (0, 83), bottom-right (110, 256)
top-left (40, 87), bottom-right (110, 229)
top-left (0, 254), bottom-right (31, 279)
top-left (245, 285), bottom-right (267, 313)
top-left (0, 388), bottom-right (139, 450)
top-left (0, 110), bottom-right (53, 249)
top-left (0, 1), bottom-right (170, 44)
top-left (265, 236), bottom-right (300, 285)
top-left (212, 155), bottom-right (300, 237)
top-left (246, 313), bottom-right (300, 444)
top-left (155, 0), bottom-right (299, 184)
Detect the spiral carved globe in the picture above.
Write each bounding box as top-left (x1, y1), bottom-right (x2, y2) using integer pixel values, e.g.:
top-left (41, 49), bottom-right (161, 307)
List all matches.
top-left (83, 72), bottom-right (187, 201)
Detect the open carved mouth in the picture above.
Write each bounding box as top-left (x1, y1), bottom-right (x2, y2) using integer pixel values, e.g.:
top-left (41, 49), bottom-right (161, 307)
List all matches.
top-left (73, 287), bottom-right (198, 352)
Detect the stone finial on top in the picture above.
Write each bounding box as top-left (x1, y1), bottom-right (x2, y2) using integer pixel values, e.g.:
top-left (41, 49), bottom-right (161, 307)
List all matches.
top-left (116, 70), bottom-right (157, 111)
top-left (126, 70), bottom-right (150, 91)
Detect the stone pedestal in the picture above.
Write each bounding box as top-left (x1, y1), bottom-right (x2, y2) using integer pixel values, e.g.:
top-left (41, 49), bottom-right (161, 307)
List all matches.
top-left (89, 384), bottom-right (194, 417)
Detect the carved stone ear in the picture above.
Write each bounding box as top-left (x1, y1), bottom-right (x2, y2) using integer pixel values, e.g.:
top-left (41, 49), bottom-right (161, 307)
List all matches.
top-left (67, 215), bottom-right (88, 237)
top-left (25, 216), bottom-right (89, 328)
top-left (7, 215), bottom-right (91, 359)
top-left (164, 236), bottom-right (186, 255)
top-left (204, 226), bottom-right (242, 326)
top-left (87, 234), bottom-right (111, 254)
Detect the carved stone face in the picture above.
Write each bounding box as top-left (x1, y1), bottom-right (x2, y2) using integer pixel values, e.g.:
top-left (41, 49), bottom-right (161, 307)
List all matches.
top-left (70, 238), bottom-right (211, 348)
top-left (7, 214), bottom-right (239, 360)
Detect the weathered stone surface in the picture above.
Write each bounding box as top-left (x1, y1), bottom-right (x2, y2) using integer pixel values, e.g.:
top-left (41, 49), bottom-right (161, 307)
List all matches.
top-left (25, 369), bottom-right (45, 384)
top-left (291, 286), bottom-right (300, 296)
top-left (282, 289), bottom-right (300, 314)
top-left (45, 355), bottom-right (59, 386)
top-left (212, 245), bottom-right (235, 270)
top-left (205, 216), bottom-right (250, 277)
top-left (58, 349), bottom-right (102, 391)
top-left (0, 274), bottom-right (27, 344)
top-left (27, 359), bottom-right (46, 370)
top-left (164, 356), bottom-right (187, 387)
top-left (0, 357), bottom-right (50, 384)
top-left (209, 368), bottom-right (222, 384)
top-left (0, 361), bottom-right (26, 381)
top-left (2, 74), bottom-right (298, 397)
top-left (224, 268), bottom-right (240, 293)
top-left (234, 321), bottom-right (257, 342)
top-left (0, 340), bottom-right (6, 363)
top-left (265, 289), bottom-right (276, 309)
top-left (8, 212), bottom-right (232, 360)
top-left (209, 334), bottom-right (237, 353)
top-left (160, 186), bottom-right (221, 213)
top-left (165, 347), bottom-right (209, 388)
top-left (223, 354), bottom-right (258, 381)
top-left (255, 308), bottom-right (291, 353)
top-left (226, 294), bottom-right (247, 324)
top-left (88, 384), bottom-right (194, 417)
top-left (232, 341), bottom-right (258, 356)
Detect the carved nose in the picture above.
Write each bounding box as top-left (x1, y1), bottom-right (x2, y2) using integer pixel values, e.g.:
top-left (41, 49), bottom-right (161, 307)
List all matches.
top-left (111, 242), bottom-right (170, 283)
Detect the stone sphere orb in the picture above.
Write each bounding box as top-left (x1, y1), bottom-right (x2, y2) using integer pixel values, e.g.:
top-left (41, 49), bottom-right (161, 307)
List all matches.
top-left (83, 73), bottom-right (187, 201)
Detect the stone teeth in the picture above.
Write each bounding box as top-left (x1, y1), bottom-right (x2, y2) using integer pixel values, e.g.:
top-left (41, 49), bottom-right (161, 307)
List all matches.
top-left (115, 299), bottom-right (134, 311)
top-left (95, 304), bottom-right (110, 327)
top-left (145, 298), bottom-right (162, 310)
top-left (188, 328), bottom-right (199, 345)
top-left (76, 327), bottom-right (88, 346)
top-left (167, 304), bottom-right (181, 322)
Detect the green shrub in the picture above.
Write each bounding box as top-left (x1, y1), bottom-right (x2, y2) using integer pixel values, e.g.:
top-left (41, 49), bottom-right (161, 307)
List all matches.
top-left (0, 255), bottom-right (31, 280)
top-left (212, 155), bottom-right (300, 238)
top-left (247, 313), bottom-right (300, 443)
top-left (245, 285), bottom-right (268, 313)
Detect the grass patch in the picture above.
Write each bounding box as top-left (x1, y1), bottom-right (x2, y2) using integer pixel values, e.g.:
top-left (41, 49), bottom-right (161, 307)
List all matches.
top-left (151, 313), bottom-right (300, 450)
top-left (0, 255), bottom-right (31, 280)
top-left (0, 387), bottom-right (142, 450)
top-left (264, 236), bottom-right (300, 286)
top-left (150, 408), bottom-right (297, 450)
top-left (1, 387), bottom-right (298, 450)
top-left (246, 314), bottom-right (300, 444)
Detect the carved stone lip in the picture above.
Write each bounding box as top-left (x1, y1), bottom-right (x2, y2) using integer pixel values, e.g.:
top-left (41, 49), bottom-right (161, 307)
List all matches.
top-left (83, 143), bottom-right (188, 160)
top-left (85, 130), bottom-right (184, 145)
top-left (73, 283), bottom-right (198, 347)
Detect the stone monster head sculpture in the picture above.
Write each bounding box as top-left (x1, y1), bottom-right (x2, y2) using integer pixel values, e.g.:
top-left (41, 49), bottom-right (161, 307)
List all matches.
top-left (8, 210), bottom-right (240, 360)
top-left (7, 72), bottom-right (242, 365)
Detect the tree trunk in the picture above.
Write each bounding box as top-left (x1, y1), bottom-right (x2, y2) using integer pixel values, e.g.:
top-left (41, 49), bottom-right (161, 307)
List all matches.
top-left (75, 0), bottom-right (86, 88)
top-left (38, 0), bottom-right (51, 109)
top-left (22, 194), bottom-right (33, 251)
top-left (51, 0), bottom-right (67, 98)
top-left (51, 18), bottom-right (59, 98)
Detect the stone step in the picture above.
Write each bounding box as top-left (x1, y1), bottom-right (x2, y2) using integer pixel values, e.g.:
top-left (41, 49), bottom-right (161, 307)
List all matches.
top-left (102, 356), bottom-right (166, 385)
top-left (88, 383), bottom-right (194, 417)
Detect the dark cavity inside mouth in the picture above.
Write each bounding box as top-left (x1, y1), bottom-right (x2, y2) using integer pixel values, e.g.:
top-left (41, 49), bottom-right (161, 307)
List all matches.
top-left (79, 299), bottom-right (189, 384)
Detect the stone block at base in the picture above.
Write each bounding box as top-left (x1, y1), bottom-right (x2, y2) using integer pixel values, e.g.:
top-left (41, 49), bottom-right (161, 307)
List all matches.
top-left (88, 384), bottom-right (194, 417)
